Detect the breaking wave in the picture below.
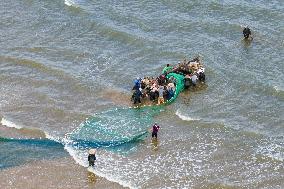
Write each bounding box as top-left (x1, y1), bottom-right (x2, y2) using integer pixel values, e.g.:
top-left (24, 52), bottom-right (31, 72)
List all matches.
top-left (1, 117), bottom-right (23, 129)
top-left (175, 109), bottom-right (200, 121)
top-left (256, 142), bottom-right (284, 162)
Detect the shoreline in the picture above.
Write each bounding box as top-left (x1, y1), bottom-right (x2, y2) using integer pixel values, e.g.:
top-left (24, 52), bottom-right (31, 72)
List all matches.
top-left (0, 156), bottom-right (127, 189)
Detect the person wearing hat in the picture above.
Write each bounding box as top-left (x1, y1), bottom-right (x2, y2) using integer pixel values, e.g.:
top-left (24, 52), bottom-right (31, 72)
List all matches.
top-left (88, 149), bottom-right (96, 167)
top-left (151, 123), bottom-right (160, 138)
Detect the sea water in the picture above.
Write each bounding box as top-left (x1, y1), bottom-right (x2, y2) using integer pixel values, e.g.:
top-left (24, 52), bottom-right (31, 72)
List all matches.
top-left (0, 0), bottom-right (283, 188)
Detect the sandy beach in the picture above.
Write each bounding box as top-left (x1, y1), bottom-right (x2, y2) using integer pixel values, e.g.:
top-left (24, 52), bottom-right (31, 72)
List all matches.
top-left (0, 157), bottom-right (126, 189)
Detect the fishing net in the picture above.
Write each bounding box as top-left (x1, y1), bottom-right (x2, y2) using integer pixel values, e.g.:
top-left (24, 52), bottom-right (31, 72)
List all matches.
top-left (166, 73), bottom-right (185, 103)
top-left (67, 106), bottom-right (162, 148)
top-left (162, 66), bottom-right (173, 74)
top-left (67, 73), bottom-right (185, 148)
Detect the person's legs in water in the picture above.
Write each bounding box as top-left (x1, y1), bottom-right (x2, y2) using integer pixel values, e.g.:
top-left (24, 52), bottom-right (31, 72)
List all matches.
top-left (149, 91), bottom-right (155, 101)
top-left (152, 132), bottom-right (157, 138)
top-left (134, 96), bottom-right (141, 104)
top-left (89, 160), bottom-right (94, 166)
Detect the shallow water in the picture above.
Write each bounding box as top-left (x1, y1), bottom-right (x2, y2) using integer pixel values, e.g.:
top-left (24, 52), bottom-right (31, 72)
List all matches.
top-left (1, 0), bottom-right (283, 188)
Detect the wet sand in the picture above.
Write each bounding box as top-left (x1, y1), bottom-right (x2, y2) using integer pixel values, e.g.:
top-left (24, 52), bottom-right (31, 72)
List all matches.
top-left (0, 157), bottom-right (127, 189)
top-left (0, 121), bottom-right (127, 189)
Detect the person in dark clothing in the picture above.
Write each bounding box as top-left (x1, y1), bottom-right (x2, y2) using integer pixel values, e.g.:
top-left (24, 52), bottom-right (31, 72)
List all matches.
top-left (184, 75), bottom-right (192, 89)
top-left (167, 88), bottom-right (174, 100)
top-left (243, 26), bottom-right (252, 39)
top-left (88, 149), bottom-right (96, 167)
top-left (151, 123), bottom-right (160, 138)
top-left (158, 74), bottom-right (167, 86)
top-left (132, 78), bottom-right (141, 90)
top-left (149, 90), bottom-right (156, 101)
top-left (133, 89), bottom-right (142, 104)
top-left (163, 86), bottom-right (168, 101)
top-left (198, 72), bottom-right (206, 82)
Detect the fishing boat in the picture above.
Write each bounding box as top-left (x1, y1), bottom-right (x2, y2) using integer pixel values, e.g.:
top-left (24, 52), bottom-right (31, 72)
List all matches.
top-left (131, 57), bottom-right (205, 106)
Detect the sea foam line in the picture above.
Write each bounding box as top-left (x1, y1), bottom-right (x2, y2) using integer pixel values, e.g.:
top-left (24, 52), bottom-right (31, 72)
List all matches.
top-left (256, 143), bottom-right (284, 162)
top-left (63, 141), bottom-right (136, 189)
top-left (0, 117), bottom-right (135, 188)
top-left (0, 117), bottom-right (56, 141)
top-left (87, 166), bottom-right (136, 189)
top-left (175, 110), bottom-right (200, 121)
top-left (64, 0), bottom-right (80, 7)
top-left (273, 85), bottom-right (284, 92)
top-left (1, 117), bottom-right (23, 129)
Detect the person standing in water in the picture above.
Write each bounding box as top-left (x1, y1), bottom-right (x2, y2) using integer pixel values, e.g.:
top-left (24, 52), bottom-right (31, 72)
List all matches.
top-left (151, 123), bottom-right (160, 139)
top-left (88, 149), bottom-right (96, 167)
top-left (243, 26), bottom-right (252, 40)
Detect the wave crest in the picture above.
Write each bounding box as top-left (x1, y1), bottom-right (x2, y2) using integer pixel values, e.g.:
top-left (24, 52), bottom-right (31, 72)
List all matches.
top-left (175, 110), bottom-right (200, 121)
top-left (1, 118), bottom-right (23, 129)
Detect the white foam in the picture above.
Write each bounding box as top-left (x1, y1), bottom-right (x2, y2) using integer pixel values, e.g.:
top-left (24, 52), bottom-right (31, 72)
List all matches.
top-left (257, 143), bottom-right (284, 162)
top-left (175, 110), bottom-right (200, 121)
top-left (1, 117), bottom-right (135, 188)
top-left (87, 166), bottom-right (136, 189)
top-left (45, 132), bottom-right (62, 143)
top-left (273, 85), bottom-right (284, 92)
top-left (0, 117), bottom-right (62, 142)
top-left (64, 0), bottom-right (79, 7)
top-left (0, 117), bottom-right (23, 129)
top-left (64, 144), bottom-right (88, 167)
top-left (63, 142), bottom-right (136, 189)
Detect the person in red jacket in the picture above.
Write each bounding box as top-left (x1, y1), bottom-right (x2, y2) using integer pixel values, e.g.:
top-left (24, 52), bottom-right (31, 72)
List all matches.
top-left (151, 123), bottom-right (160, 138)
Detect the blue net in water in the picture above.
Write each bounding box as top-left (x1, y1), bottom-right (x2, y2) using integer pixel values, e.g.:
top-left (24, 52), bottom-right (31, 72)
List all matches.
top-left (67, 106), bottom-right (162, 148)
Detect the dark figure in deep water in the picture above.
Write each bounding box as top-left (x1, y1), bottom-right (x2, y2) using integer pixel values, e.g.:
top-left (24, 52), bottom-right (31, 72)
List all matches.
top-left (151, 123), bottom-right (160, 138)
top-left (88, 150), bottom-right (96, 167)
top-left (243, 26), bottom-right (252, 40)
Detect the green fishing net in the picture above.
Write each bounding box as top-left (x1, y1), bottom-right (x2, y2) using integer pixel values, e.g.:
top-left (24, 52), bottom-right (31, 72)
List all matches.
top-left (68, 72), bottom-right (185, 148)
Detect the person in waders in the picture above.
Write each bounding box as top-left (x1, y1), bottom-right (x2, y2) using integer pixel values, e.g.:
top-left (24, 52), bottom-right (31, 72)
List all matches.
top-left (88, 149), bottom-right (96, 167)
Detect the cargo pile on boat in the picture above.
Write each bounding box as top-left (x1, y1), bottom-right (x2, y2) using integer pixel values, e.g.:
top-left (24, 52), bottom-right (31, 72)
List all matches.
top-left (131, 56), bottom-right (205, 105)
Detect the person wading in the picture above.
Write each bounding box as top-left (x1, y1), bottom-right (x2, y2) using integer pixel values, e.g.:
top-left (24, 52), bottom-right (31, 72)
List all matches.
top-left (88, 149), bottom-right (96, 167)
top-left (243, 26), bottom-right (253, 40)
top-left (151, 123), bottom-right (160, 139)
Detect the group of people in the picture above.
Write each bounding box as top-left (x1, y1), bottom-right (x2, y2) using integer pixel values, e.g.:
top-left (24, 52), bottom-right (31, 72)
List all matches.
top-left (88, 27), bottom-right (252, 167)
top-left (131, 75), bottom-right (175, 105)
top-left (131, 57), bottom-right (206, 105)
